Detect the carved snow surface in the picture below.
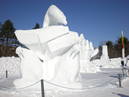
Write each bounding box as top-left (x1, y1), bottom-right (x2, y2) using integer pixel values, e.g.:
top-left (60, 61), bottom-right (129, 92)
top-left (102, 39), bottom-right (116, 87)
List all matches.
top-left (79, 34), bottom-right (100, 73)
top-left (15, 26), bottom-right (69, 53)
top-left (101, 45), bottom-right (109, 60)
top-left (43, 5), bottom-right (67, 27)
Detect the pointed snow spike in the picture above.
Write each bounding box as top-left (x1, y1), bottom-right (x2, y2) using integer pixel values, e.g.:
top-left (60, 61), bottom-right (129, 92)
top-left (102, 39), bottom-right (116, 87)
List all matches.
top-left (43, 5), bottom-right (67, 27)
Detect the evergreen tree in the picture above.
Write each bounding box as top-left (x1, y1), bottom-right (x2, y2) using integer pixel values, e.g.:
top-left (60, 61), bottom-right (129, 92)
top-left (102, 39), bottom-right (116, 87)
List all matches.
top-left (106, 41), bottom-right (114, 58)
top-left (0, 22), bottom-right (2, 37)
top-left (116, 37), bottom-right (129, 57)
top-left (0, 22), bottom-right (1, 31)
top-left (32, 23), bottom-right (40, 29)
top-left (1, 20), bottom-right (16, 45)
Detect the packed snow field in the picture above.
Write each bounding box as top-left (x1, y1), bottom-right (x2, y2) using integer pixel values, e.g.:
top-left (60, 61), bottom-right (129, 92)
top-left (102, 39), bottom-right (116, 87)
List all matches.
top-left (0, 57), bottom-right (129, 97)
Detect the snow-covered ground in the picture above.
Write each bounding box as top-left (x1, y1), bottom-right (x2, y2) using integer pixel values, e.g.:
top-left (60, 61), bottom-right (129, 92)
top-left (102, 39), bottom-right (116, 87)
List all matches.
top-left (0, 57), bottom-right (21, 79)
top-left (0, 57), bottom-right (129, 97)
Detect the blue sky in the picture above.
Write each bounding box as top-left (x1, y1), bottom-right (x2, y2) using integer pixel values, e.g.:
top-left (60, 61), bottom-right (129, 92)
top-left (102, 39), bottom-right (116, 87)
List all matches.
top-left (0, 0), bottom-right (129, 47)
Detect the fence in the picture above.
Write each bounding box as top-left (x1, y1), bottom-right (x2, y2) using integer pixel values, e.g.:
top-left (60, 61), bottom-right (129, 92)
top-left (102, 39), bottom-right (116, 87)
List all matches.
top-left (0, 75), bottom-right (128, 97)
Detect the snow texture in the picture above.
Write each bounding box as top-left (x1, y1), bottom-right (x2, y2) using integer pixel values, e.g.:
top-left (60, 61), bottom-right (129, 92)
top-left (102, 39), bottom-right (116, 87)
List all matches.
top-left (15, 26), bottom-right (69, 53)
top-left (101, 45), bottom-right (109, 60)
top-left (43, 5), bottom-right (67, 27)
top-left (79, 34), bottom-right (100, 73)
top-left (0, 57), bottom-right (21, 79)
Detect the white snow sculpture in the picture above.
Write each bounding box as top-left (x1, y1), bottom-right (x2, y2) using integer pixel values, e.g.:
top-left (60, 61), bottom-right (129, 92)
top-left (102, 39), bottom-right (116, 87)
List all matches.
top-left (99, 45), bottom-right (110, 67)
top-left (14, 47), bottom-right (44, 87)
top-left (93, 45), bottom-right (126, 68)
top-left (15, 26), bottom-right (69, 54)
top-left (97, 44), bottom-right (119, 68)
top-left (43, 5), bottom-right (67, 27)
top-left (85, 40), bottom-right (90, 49)
top-left (89, 42), bottom-right (94, 50)
top-left (101, 45), bottom-right (109, 60)
top-left (14, 5), bottom-right (81, 89)
top-left (79, 34), bottom-right (100, 73)
top-left (53, 44), bottom-right (81, 86)
top-left (47, 32), bottom-right (79, 56)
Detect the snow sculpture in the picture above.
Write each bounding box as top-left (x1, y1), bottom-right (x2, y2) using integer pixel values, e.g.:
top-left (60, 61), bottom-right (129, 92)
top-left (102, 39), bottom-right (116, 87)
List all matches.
top-left (99, 45), bottom-right (110, 67)
top-left (14, 47), bottom-right (44, 87)
top-left (43, 5), bottom-right (67, 27)
top-left (89, 42), bottom-right (94, 50)
top-left (93, 45), bottom-right (124, 68)
top-left (15, 26), bottom-right (69, 55)
top-left (96, 44), bottom-right (119, 68)
top-left (14, 5), bottom-right (81, 89)
top-left (53, 44), bottom-right (80, 84)
top-left (101, 45), bottom-right (109, 60)
top-left (79, 34), bottom-right (100, 73)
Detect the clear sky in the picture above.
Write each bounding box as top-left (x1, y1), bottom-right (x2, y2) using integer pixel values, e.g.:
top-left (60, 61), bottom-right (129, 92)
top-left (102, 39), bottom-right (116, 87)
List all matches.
top-left (0, 0), bottom-right (129, 47)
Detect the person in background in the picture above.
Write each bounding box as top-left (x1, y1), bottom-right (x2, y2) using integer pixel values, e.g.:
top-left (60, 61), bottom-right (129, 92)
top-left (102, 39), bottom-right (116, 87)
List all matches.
top-left (121, 60), bottom-right (124, 67)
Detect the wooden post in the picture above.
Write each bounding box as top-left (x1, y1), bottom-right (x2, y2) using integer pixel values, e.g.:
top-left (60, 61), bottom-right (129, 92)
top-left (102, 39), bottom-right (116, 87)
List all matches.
top-left (41, 79), bottom-right (45, 97)
top-left (118, 74), bottom-right (122, 88)
top-left (6, 70), bottom-right (8, 78)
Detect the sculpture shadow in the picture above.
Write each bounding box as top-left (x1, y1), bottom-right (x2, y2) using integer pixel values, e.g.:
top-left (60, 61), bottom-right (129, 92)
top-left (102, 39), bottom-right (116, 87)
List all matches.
top-left (112, 92), bottom-right (129, 97)
top-left (110, 75), bottom-right (119, 78)
top-left (117, 93), bottom-right (129, 97)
